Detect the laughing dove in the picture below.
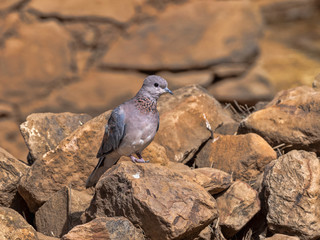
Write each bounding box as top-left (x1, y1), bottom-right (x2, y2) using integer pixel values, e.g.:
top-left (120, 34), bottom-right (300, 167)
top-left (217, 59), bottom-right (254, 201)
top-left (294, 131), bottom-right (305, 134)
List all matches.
top-left (86, 75), bottom-right (172, 188)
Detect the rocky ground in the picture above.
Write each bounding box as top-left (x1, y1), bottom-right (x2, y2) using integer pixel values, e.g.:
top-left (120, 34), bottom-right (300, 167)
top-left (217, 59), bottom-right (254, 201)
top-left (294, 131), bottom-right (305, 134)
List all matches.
top-left (1, 0), bottom-right (320, 240)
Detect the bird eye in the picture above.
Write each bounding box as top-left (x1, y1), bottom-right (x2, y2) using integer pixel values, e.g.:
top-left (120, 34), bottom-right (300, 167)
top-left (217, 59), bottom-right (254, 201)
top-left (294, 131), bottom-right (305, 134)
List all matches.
top-left (154, 83), bottom-right (159, 87)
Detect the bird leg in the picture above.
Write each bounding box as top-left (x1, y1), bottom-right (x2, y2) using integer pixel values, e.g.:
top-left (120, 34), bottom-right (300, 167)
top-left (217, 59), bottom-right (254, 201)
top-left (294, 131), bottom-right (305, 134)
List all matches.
top-left (130, 153), bottom-right (149, 163)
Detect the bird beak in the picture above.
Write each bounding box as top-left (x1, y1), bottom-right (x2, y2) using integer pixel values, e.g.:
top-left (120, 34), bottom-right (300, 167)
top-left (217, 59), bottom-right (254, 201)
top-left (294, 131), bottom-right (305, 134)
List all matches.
top-left (164, 87), bottom-right (173, 95)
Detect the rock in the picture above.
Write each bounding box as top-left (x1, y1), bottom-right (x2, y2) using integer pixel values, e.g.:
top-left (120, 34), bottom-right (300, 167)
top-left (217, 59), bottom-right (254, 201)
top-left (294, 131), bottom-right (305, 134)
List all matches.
top-left (158, 71), bottom-right (213, 90)
top-left (100, 1), bottom-right (262, 71)
top-left (84, 161), bottom-right (218, 240)
top-left (0, 21), bottom-right (72, 105)
top-left (35, 186), bottom-right (92, 238)
top-left (195, 133), bottom-right (277, 182)
top-left (169, 163), bottom-right (233, 195)
top-left (37, 232), bottom-right (60, 240)
top-left (258, 18), bottom-right (320, 92)
top-left (211, 63), bottom-right (249, 79)
top-left (141, 141), bottom-right (170, 165)
top-left (154, 85), bottom-right (238, 163)
top-left (0, 102), bottom-right (14, 118)
top-left (312, 73), bottom-right (320, 90)
top-left (209, 64), bottom-right (275, 106)
top-left (216, 181), bottom-right (260, 238)
top-left (239, 86), bottom-right (320, 154)
top-left (195, 226), bottom-right (212, 240)
top-left (22, 71), bottom-right (146, 117)
top-left (0, 206), bottom-right (38, 240)
top-left (61, 217), bottom-right (145, 240)
top-left (265, 234), bottom-right (300, 240)
top-left (20, 112), bottom-right (92, 163)
top-left (0, 0), bottom-right (23, 12)
top-left (18, 110), bottom-right (110, 212)
top-left (255, 0), bottom-right (318, 24)
top-left (28, 0), bottom-right (144, 24)
top-left (0, 147), bottom-right (28, 207)
top-left (263, 150), bottom-right (320, 239)
top-left (0, 119), bottom-right (29, 161)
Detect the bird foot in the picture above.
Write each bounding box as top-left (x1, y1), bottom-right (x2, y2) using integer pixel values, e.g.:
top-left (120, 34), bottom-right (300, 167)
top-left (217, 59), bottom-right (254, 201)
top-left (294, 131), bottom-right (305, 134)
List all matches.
top-left (130, 155), bottom-right (149, 163)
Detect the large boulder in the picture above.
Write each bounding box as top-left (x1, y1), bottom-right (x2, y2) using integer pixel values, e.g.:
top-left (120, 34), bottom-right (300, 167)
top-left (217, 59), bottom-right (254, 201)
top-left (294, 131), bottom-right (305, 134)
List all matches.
top-left (84, 161), bottom-right (218, 240)
top-left (239, 86), bottom-right (320, 154)
top-left (153, 85), bottom-right (238, 163)
top-left (263, 150), bottom-right (320, 239)
top-left (35, 186), bottom-right (92, 238)
top-left (215, 181), bottom-right (260, 238)
top-left (0, 206), bottom-right (38, 240)
top-left (0, 147), bottom-right (28, 207)
top-left (18, 111), bottom-right (110, 212)
top-left (195, 133), bottom-right (277, 182)
top-left (61, 217), bottom-right (145, 240)
top-left (100, 1), bottom-right (262, 71)
top-left (20, 112), bottom-right (92, 163)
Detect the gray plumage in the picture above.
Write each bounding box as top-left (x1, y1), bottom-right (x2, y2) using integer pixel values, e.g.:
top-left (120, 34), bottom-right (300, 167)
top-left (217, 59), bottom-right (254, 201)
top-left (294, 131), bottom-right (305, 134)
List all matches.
top-left (86, 75), bottom-right (172, 188)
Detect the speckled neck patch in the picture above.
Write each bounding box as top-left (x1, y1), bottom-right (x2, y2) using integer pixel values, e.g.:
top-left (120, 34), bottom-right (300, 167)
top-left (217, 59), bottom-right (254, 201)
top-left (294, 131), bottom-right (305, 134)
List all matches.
top-left (134, 96), bottom-right (157, 114)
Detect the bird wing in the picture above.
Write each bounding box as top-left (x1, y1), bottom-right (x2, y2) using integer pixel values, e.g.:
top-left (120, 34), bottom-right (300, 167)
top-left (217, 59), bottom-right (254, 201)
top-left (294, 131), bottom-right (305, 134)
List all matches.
top-left (96, 106), bottom-right (126, 158)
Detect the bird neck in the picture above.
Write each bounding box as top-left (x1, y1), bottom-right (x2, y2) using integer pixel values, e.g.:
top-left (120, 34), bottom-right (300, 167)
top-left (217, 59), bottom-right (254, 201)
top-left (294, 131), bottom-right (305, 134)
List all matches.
top-left (134, 96), bottom-right (157, 114)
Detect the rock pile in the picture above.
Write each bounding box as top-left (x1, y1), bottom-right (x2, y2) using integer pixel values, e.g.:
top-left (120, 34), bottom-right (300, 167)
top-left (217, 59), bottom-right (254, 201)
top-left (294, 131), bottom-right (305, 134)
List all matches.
top-left (1, 82), bottom-right (320, 239)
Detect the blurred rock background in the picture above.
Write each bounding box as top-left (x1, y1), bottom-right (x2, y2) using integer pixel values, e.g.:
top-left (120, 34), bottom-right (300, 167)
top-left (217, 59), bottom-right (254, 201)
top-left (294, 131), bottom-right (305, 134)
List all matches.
top-left (0, 0), bottom-right (319, 162)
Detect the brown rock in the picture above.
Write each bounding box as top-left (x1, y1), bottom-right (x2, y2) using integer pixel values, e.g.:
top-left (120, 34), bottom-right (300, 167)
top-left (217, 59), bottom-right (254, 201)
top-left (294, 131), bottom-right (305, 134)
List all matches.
top-left (0, 206), bottom-right (38, 240)
top-left (37, 232), bottom-right (59, 240)
top-left (0, 0), bottom-right (23, 12)
top-left (209, 64), bottom-right (275, 106)
top-left (20, 112), bottom-right (92, 163)
top-left (100, 1), bottom-right (262, 71)
top-left (195, 133), bottom-right (277, 182)
top-left (84, 161), bottom-right (218, 240)
top-left (216, 181), bottom-right (260, 238)
top-left (169, 162), bottom-right (233, 195)
top-left (0, 119), bottom-right (29, 161)
top-left (265, 234), bottom-right (300, 240)
top-left (22, 71), bottom-right (146, 117)
top-left (0, 21), bottom-right (72, 105)
top-left (35, 186), bottom-right (92, 238)
top-left (62, 217), bottom-right (144, 240)
top-left (28, 0), bottom-right (143, 24)
top-left (211, 63), bottom-right (248, 79)
top-left (0, 147), bottom-right (28, 207)
top-left (239, 86), bottom-right (320, 153)
top-left (154, 85), bottom-right (238, 163)
top-left (256, 0), bottom-right (318, 24)
top-left (18, 111), bottom-right (110, 212)
top-left (263, 150), bottom-right (320, 239)
top-left (158, 71), bottom-right (213, 90)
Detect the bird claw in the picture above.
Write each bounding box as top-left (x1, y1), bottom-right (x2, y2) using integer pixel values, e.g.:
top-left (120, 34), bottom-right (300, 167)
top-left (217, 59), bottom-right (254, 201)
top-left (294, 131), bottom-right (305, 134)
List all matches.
top-left (130, 155), bottom-right (149, 163)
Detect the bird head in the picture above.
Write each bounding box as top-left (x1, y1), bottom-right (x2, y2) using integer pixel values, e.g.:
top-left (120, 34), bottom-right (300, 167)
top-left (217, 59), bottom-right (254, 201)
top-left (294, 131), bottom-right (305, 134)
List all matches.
top-left (139, 75), bottom-right (173, 99)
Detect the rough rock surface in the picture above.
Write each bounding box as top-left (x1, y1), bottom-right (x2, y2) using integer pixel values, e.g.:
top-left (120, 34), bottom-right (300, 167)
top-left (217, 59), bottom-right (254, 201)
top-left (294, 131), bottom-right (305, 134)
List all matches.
top-left (239, 86), bottom-right (320, 153)
top-left (265, 234), bottom-right (300, 240)
top-left (0, 206), bottom-right (38, 240)
top-left (84, 161), bottom-right (218, 240)
top-left (169, 163), bottom-right (233, 195)
top-left (35, 186), bottom-right (92, 238)
top-left (0, 147), bottom-right (28, 207)
top-left (20, 112), bottom-right (92, 163)
top-left (196, 133), bottom-right (277, 182)
top-left (154, 85), bottom-right (238, 163)
top-left (28, 0), bottom-right (144, 24)
top-left (263, 150), bottom-right (320, 239)
top-left (209, 65), bottom-right (275, 105)
top-left (216, 181), bottom-right (260, 238)
top-left (101, 1), bottom-right (262, 70)
top-left (18, 111), bottom-right (110, 212)
top-left (61, 217), bottom-right (145, 240)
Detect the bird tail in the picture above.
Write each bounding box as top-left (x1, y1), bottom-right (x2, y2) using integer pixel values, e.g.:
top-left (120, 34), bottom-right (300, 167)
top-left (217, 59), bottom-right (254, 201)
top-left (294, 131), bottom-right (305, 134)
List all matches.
top-left (85, 152), bottom-right (120, 188)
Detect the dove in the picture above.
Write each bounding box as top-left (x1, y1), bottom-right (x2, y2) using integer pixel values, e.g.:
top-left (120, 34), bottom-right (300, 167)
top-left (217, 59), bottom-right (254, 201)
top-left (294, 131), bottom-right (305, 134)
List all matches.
top-left (86, 75), bottom-right (172, 188)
